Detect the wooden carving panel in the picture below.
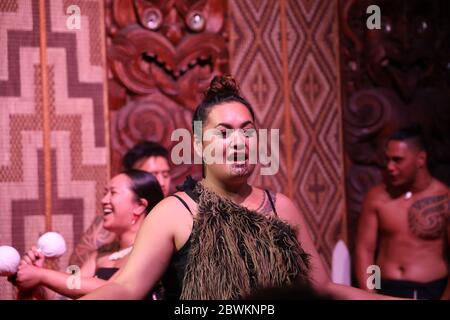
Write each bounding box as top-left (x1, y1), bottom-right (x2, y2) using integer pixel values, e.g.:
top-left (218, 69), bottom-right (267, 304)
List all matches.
top-left (106, 0), bottom-right (230, 182)
top-left (339, 0), bottom-right (450, 250)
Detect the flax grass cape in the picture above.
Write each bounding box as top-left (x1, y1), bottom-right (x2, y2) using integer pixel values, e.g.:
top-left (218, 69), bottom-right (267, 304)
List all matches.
top-left (180, 183), bottom-right (311, 300)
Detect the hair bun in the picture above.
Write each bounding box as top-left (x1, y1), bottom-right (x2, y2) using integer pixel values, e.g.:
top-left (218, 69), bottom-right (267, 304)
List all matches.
top-left (205, 75), bottom-right (240, 99)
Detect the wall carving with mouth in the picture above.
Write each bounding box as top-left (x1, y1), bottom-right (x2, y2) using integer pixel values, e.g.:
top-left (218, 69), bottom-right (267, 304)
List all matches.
top-left (106, 0), bottom-right (230, 181)
top-left (339, 0), bottom-right (450, 252)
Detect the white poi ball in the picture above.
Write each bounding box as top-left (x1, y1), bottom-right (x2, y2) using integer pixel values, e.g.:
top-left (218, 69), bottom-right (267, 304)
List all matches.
top-left (37, 232), bottom-right (66, 258)
top-left (0, 246), bottom-right (21, 276)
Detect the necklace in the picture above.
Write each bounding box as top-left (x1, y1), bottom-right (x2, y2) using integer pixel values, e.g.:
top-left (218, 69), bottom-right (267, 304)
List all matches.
top-left (254, 190), bottom-right (267, 212)
top-left (108, 246), bottom-right (133, 261)
top-left (404, 178), bottom-right (433, 200)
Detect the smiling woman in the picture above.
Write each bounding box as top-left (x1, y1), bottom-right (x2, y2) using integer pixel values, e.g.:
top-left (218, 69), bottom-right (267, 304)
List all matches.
top-left (13, 170), bottom-right (163, 300)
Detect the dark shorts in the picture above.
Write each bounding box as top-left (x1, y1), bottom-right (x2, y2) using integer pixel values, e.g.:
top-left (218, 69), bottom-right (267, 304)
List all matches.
top-left (378, 277), bottom-right (448, 300)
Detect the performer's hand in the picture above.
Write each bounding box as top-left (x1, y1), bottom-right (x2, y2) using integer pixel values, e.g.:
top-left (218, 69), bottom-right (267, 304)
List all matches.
top-left (20, 246), bottom-right (45, 268)
top-left (16, 264), bottom-right (43, 290)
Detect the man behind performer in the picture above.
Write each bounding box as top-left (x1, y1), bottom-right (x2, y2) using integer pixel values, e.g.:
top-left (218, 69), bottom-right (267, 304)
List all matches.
top-left (355, 126), bottom-right (450, 299)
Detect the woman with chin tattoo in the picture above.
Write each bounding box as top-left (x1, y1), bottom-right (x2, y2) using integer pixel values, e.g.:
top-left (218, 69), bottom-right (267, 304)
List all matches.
top-left (79, 75), bottom-right (402, 300)
top-left (14, 169), bottom-right (163, 299)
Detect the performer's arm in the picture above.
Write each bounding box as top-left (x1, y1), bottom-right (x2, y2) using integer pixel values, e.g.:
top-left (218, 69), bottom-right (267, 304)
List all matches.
top-left (79, 197), bottom-right (178, 300)
top-left (355, 189), bottom-right (379, 292)
top-left (276, 193), bottom-right (329, 284)
top-left (16, 252), bottom-right (105, 299)
top-left (276, 193), bottom-right (396, 299)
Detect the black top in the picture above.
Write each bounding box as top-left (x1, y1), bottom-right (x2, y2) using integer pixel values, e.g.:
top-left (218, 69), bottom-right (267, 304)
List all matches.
top-left (94, 267), bottom-right (119, 280)
top-left (161, 176), bottom-right (277, 300)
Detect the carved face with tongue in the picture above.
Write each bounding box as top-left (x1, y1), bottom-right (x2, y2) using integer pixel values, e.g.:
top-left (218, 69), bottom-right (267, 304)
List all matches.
top-left (107, 0), bottom-right (229, 110)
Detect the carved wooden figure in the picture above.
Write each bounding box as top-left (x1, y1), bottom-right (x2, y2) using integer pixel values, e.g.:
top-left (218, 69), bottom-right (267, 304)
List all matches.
top-left (106, 0), bottom-right (230, 177)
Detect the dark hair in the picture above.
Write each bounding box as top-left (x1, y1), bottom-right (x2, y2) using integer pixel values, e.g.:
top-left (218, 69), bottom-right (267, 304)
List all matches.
top-left (122, 141), bottom-right (169, 170)
top-left (122, 169), bottom-right (164, 215)
top-left (388, 125), bottom-right (427, 151)
top-left (192, 75), bottom-right (256, 134)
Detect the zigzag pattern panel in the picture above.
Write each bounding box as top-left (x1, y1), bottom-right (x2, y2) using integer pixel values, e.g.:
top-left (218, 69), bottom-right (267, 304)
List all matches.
top-left (229, 0), bottom-right (346, 270)
top-left (289, 0), bottom-right (346, 270)
top-left (0, 0), bottom-right (109, 299)
top-left (229, 0), bottom-right (287, 193)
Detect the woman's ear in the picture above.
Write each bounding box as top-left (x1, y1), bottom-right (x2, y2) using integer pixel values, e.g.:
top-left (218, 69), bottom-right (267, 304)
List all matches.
top-left (133, 198), bottom-right (148, 216)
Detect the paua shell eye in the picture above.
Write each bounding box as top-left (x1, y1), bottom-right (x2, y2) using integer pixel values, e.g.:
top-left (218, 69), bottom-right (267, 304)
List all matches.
top-left (186, 11), bottom-right (205, 32)
top-left (143, 8), bottom-right (162, 30)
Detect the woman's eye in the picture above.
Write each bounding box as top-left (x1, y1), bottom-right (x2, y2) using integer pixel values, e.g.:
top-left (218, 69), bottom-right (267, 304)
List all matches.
top-left (243, 129), bottom-right (255, 137)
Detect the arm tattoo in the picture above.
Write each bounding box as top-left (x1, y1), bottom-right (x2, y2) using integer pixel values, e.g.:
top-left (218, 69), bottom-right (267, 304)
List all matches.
top-left (408, 194), bottom-right (448, 240)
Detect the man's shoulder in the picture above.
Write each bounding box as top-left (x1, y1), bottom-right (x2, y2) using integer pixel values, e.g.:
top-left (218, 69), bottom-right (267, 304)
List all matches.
top-left (430, 178), bottom-right (450, 194)
top-left (366, 183), bottom-right (389, 200)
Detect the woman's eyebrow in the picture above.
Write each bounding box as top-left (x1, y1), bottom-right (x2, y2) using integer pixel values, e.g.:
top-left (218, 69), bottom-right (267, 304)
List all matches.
top-left (215, 123), bottom-right (232, 129)
top-left (215, 121), bottom-right (255, 128)
top-left (240, 121), bottom-right (255, 128)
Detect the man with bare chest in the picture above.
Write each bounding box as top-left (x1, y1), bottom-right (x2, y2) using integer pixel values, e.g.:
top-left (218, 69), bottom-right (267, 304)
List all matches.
top-left (355, 126), bottom-right (450, 299)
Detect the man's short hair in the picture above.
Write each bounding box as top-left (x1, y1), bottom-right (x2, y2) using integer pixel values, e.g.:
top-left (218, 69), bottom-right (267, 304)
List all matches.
top-left (122, 141), bottom-right (169, 170)
top-left (387, 125), bottom-right (427, 152)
